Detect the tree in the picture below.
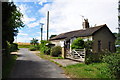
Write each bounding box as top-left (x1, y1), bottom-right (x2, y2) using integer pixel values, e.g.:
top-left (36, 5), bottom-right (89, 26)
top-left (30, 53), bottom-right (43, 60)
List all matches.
top-left (71, 38), bottom-right (84, 49)
top-left (30, 38), bottom-right (39, 45)
top-left (2, 2), bottom-right (24, 55)
top-left (49, 35), bottom-right (57, 39)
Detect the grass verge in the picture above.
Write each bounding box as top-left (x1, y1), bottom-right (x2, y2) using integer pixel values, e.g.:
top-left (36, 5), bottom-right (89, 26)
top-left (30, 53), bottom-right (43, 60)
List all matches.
top-left (36, 52), bottom-right (111, 78)
top-left (63, 63), bottom-right (111, 78)
top-left (2, 54), bottom-right (17, 79)
top-left (36, 52), bottom-right (63, 67)
top-left (18, 45), bottom-right (30, 48)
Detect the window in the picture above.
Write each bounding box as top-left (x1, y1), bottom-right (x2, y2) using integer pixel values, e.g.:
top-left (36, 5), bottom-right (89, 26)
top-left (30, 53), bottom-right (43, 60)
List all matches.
top-left (98, 40), bottom-right (101, 51)
top-left (108, 41), bottom-right (111, 51)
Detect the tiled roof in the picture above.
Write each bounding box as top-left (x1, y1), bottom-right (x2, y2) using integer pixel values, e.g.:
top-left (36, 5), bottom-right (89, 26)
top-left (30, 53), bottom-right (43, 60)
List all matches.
top-left (49, 24), bottom-right (107, 41)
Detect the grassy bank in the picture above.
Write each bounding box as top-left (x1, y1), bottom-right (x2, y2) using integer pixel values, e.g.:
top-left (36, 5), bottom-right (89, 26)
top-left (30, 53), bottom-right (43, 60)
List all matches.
top-left (63, 63), bottom-right (111, 78)
top-left (37, 52), bottom-right (63, 60)
top-left (2, 55), bottom-right (17, 78)
top-left (36, 52), bottom-right (63, 67)
top-left (35, 52), bottom-right (113, 78)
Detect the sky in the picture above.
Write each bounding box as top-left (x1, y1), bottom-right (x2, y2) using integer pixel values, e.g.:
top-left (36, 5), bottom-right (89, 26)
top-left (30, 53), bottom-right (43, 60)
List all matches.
top-left (12, 0), bottom-right (118, 43)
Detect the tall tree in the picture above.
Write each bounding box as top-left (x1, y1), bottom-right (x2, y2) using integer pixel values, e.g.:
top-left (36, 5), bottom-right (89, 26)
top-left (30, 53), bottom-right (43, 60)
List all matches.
top-left (2, 2), bottom-right (24, 55)
top-left (30, 38), bottom-right (39, 46)
top-left (50, 35), bottom-right (57, 39)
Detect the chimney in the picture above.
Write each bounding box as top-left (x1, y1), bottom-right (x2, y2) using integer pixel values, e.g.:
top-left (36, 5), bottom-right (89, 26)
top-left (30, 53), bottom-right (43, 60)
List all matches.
top-left (82, 19), bottom-right (89, 29)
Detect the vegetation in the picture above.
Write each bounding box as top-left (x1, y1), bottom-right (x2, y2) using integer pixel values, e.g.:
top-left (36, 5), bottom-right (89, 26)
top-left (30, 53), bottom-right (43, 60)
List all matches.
top-left (29, 38), bottom-right (40, 51)
top-left (38, 52), bottom-right (63, 60)
top-left (30, 38), bottom-right (39, 45)
top-left (39, 40), bottom-right (51, 55)
top-left (85, 50), bottom-right (111, 65)
top-left (2, 55), bottom-right (17, 79)
top-left (84, 40), bottom-right (93, 50)
top-left (102, 53), bottom-right (120, 78)
top-left (71, 38), bottom-right (84, 49)
top-left (49, 35), bottom-right (57, 39)
top-left (29, 45), bottom-right (40, 51)
top-left (63, 63), bottom-right (111, 78)
top-left (2, 2), bottom-right (24, 56)
top-left (9, 43), bottom-right (19, 52)
top-left (50, 46), bottom-right (62, 57)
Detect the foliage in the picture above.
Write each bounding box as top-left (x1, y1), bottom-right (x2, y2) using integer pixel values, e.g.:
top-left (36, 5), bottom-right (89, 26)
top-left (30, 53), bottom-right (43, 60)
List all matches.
top-left (116, 47), bottom-right (120, 53)
top-left (40, 40), bottom-right (51, 55)
top-left (10, 43), bottom-right (19, 52)
top-left (85, 50), bottom-right (111, 64)
top-left (29, 46), bottom-right (37, 51)
top-left (102, 53), bottom-right (120, 78)
top-left (2, 55), bottom-right (17, 78)
top-left (29, 45), bottom-right (40, 51)
top-left (2, 2), bottom-right (24, 56)
top-left (63, 63), bottom-right (111, 78)
top-left (30, 38), bottom-right (39, 45)
top-left (38, 52), bottom-right (63, 61)
top-left (49, 35), bottom-right (57, 39)
top-left (71, 38), bottom-right (84, 49)
top-left (84, 40), bottom-right (93, 50)
top-left (50, 46), bottom-right (62, 57)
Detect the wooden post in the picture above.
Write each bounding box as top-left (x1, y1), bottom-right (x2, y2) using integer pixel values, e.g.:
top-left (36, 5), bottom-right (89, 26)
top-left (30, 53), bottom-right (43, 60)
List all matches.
top-left (62, 47), bottom-right (66, 59)
top-left (47, 11), bottom-right (49, 41)
top-left (61, 41), bottom-right (66, 59)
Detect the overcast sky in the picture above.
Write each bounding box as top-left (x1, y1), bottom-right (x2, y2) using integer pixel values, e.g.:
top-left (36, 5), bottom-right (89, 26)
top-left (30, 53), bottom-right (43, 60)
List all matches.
top-left (13, 0), bottom-right (118, 42)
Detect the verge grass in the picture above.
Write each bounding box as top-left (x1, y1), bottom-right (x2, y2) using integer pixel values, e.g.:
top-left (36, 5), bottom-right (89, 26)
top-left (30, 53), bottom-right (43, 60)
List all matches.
top-left (37, 52), bottom-right (63, 60)
top-left (36, 52), bottom-right (111, 78)
top-left (63, 63), bottom-right (111, 78)
top-left (36, 52), bottom-right (63, 67)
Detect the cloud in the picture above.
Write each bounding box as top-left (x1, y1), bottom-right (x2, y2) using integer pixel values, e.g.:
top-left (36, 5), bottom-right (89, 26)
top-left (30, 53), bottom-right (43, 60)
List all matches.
top-left (16, 36), bottom-right (32, 42)
top-left (18, 33), bottom-right (28, 36)
top-left (38, 0), bottom-right (118, 39)
top-left (27, 21), bottom-right (39, 28)
top-left (38, 0), bottom-right (47, 6)
top-left (17, 4), bottom-right (37, 26)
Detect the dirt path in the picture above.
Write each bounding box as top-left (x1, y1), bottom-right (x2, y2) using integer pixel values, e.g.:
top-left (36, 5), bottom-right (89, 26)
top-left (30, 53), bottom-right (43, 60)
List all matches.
top-left (9, 48), bottom-right (67, 78)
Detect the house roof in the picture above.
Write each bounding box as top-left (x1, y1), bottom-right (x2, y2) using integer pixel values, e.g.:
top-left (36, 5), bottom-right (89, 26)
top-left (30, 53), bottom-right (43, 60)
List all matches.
top-left (49, 24), bottom-right (113, 41)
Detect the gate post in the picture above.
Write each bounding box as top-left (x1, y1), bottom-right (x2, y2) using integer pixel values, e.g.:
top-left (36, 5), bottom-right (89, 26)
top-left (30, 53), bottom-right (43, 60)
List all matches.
top-left (62, 47), bottom-right (66, 59)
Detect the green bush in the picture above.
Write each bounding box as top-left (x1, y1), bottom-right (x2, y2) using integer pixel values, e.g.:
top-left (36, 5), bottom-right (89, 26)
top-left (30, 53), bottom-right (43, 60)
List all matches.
top-left (102, 53), bottom-right (120, 78)
top-left (29, 46), bottom-right (37, 51)
top-left (10, 43), bottom-right (19, 52)
top-left (50, 46), bottom-right (62, 57)
top-left (71, 38), bottom-right (84, 49)
top-left (29, 45), bottom-right (40, 51)
top-left (44, 47), bottom-right (50, 55)
top-left (40, 40), bottom-right (51, 55)
top-left (85, 50), bottom-right (111, 64)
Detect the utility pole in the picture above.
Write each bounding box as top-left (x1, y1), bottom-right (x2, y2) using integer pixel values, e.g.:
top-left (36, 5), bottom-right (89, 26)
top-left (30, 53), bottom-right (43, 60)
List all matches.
top-left (40, 23), bottom-right (44, 41)
top-left (118, 1), bottom-right (120, 40)
top-left (47, 11), bottom-right (49, 41)
top-left (16, 36), bottom-right (17, 43)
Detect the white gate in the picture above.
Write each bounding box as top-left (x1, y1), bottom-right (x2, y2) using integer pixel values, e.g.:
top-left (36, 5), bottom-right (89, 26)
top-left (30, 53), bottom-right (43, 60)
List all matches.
top-left (66, 48), bottom-right (86, 62)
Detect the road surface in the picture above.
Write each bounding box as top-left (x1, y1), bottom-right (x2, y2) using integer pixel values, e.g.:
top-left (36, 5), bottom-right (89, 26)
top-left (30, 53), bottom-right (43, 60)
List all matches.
top-left (9, 48), bottom-right (67, 78)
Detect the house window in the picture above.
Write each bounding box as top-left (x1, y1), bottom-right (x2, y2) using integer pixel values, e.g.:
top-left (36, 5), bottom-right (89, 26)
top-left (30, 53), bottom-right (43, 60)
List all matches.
top-left (108, 41), bottom-right (111, 51)
top-left (98, 40), bottom-right (101, 51)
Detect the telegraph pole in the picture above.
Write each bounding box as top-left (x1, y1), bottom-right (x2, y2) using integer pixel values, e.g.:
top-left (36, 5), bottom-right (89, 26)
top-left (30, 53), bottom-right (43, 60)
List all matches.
top-left (47, 11), bottom-right (49, 41)
top-left (118, 1), bottom-right (120, 40)
top-left (40, 23), bottom-right (44, 41)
